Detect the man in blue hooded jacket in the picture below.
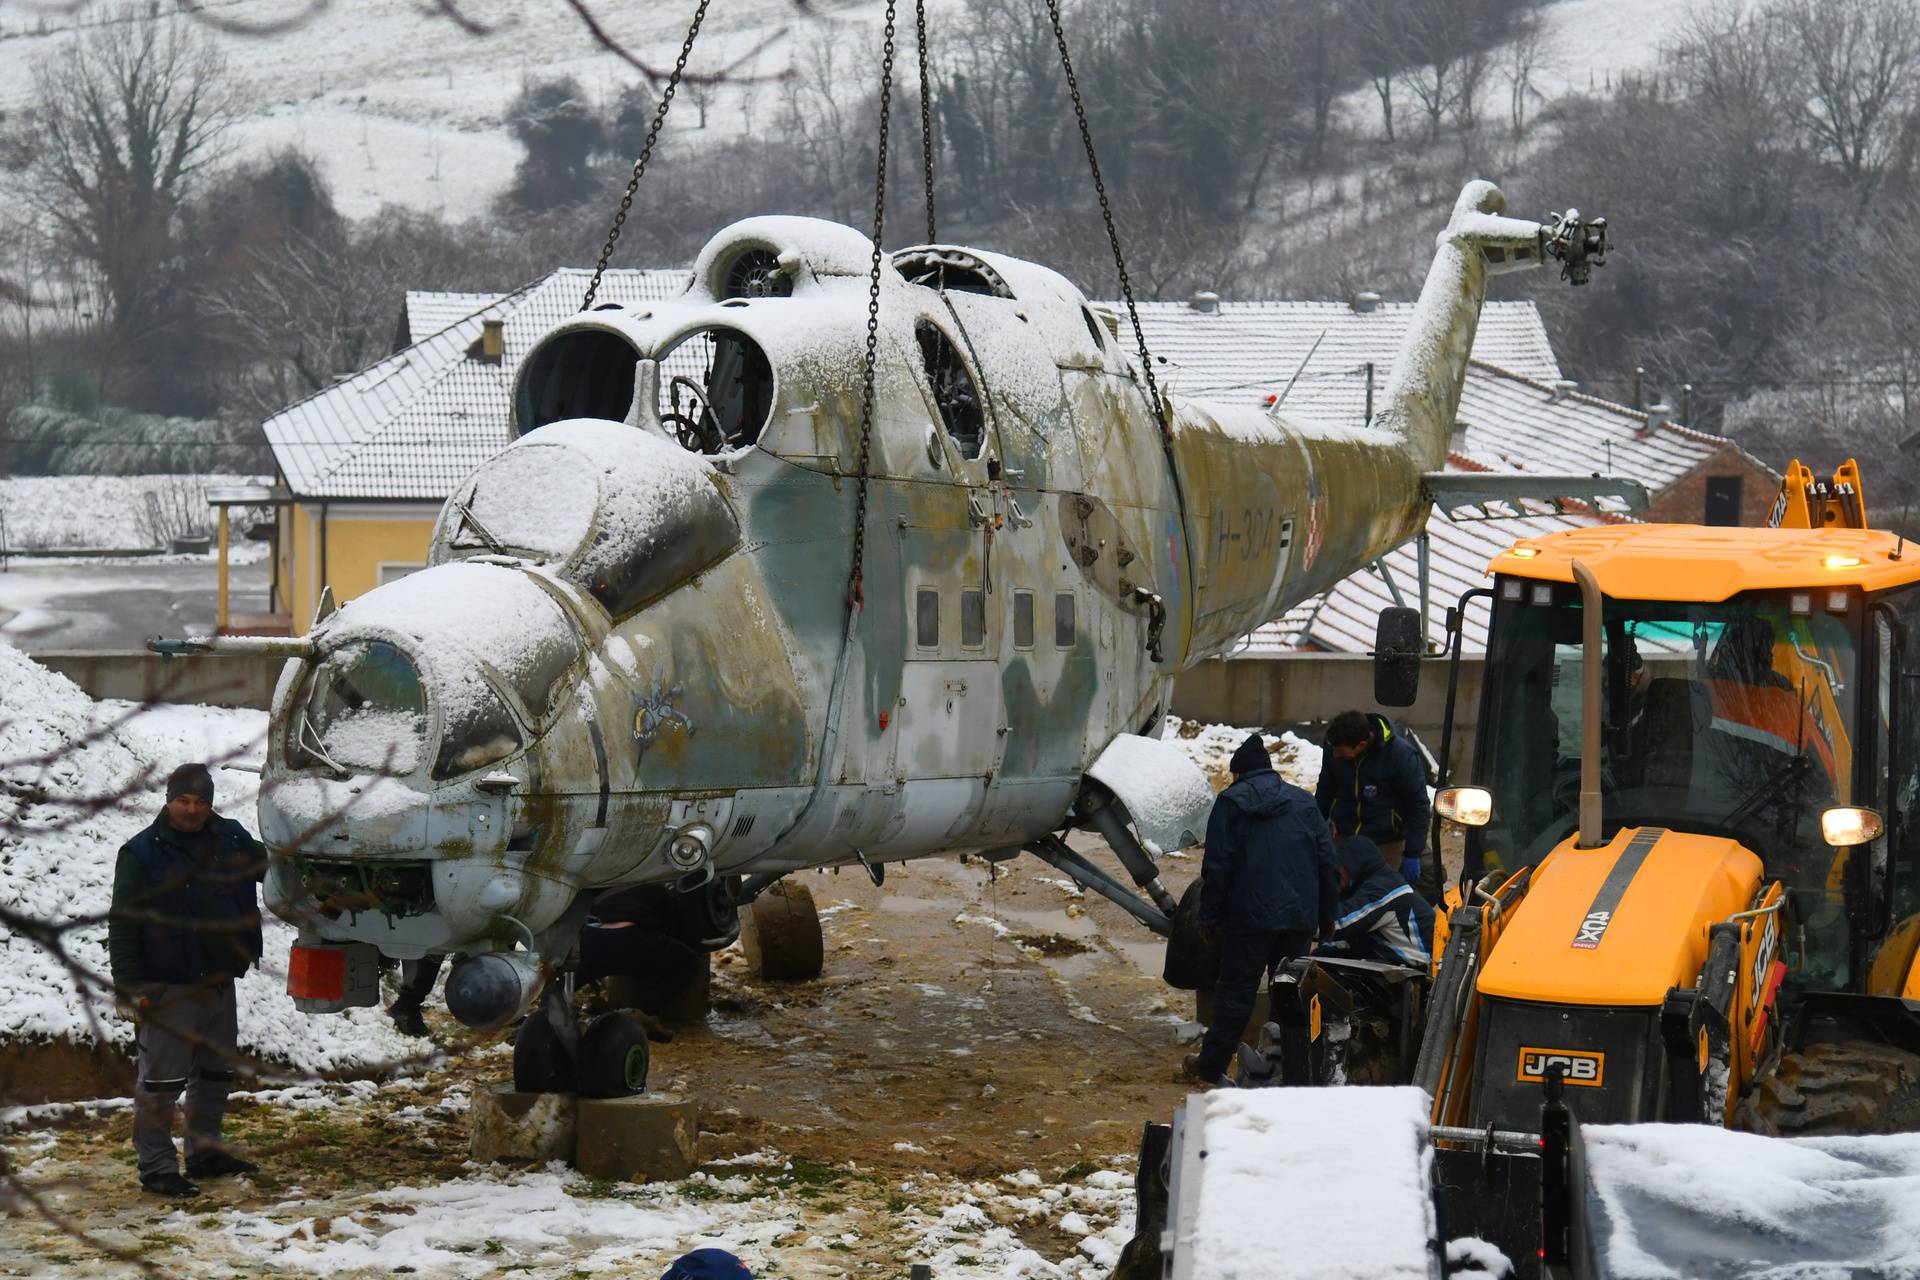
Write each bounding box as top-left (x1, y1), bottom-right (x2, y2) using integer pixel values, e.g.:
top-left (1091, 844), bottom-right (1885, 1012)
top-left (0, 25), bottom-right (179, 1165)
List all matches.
top-left (1183, 733), bottom-right (1339, 1084)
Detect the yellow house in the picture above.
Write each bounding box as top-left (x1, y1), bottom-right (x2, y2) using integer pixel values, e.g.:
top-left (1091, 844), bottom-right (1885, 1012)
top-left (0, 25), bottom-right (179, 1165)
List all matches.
top-left (258, 268), bottom-right (689, 632)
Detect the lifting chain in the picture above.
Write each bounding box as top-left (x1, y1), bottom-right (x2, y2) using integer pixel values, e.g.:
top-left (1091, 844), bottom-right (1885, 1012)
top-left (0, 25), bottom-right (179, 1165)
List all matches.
top-left (848, 0), bottom-right (900, 611)
top-left (580, 0), bottom-right (713, 312)
top-left (1041, 0), bottom-right (1169, 440)
top-left (915, 0), bottom-right (937, 244)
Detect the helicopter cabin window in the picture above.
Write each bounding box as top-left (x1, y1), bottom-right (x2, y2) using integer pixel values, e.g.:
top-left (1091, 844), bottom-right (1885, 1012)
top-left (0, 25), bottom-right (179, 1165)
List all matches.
top-left (916, 321), bottom-right (986, 459)
top-left (657, 327), bottom-right (775, 455)
top-left (515, 329), bottom-right (640, 433)
top-left (916, 589), bottom-right (940, 648)
top-left (1055, 592), bottom-right (1076, 647)
top-left (961, 590), bottom-right (986, 648)
top-left (1014, 591), bottom-right (1035, 649)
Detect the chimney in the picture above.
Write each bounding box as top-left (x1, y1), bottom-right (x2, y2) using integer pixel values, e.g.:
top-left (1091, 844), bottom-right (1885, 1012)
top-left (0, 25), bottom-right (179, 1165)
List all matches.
top-left (468, 317), bottom-right (505, 364)
top-left (1549, 379), bottom-right (1578, 404)
top-left (1189, 290), bottom-right (1220, 314)
top-left (1449, 418), bottom-right (1470, 455)
top-left (1351, 290), bottom-right (1382, 314)
top-left (1643, 401), bottom-right (1673, 435)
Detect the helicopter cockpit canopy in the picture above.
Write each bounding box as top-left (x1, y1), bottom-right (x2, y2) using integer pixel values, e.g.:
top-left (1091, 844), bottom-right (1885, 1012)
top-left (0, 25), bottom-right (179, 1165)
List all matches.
top-left (430, 419), bottom-right (740, 619)
top-left (290, 562), bottom-right (583, 782)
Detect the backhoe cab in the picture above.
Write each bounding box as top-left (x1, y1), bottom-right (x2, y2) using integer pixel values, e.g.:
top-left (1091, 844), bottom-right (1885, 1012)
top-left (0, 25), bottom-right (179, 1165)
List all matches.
top-left (1419, 459), bottom-right (1920, 1147)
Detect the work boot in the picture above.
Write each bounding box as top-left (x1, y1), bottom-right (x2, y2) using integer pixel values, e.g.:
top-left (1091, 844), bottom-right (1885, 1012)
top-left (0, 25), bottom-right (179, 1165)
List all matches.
top-left (1181, 1054), bottom-right (1211, 1081)
top-left (185, 1150), bottom-right (258, 1179)
top-left (388, 999), bottom-right (429, 1038)
top-left (140, 1170), bottom-right (202, 1198)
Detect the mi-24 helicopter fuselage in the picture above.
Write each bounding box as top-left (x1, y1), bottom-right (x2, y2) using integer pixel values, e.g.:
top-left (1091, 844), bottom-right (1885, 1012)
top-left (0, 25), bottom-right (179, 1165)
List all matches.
top-left (246, 181), bottom-right (1603, 1031)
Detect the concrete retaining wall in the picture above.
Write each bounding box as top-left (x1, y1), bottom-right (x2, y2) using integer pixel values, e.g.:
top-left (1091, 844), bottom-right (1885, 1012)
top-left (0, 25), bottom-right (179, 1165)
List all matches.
top-left (1170, 653), bottom-right (1484, 746)
top-left (31, 650), bottom-right (286, 710)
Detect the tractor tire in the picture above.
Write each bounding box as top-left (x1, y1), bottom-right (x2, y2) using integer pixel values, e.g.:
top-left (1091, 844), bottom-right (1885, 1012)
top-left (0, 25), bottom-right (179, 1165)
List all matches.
top-left (576, 1011), bottom-right (652, 1099)
top-left (1736, 1040), bottom-right (1920, 1137)
top-left (742, 880), bottom-right (824, 981)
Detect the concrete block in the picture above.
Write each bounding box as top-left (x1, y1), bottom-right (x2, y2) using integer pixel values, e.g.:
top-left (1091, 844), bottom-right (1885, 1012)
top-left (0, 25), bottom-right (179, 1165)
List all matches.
top-left (470, 1082), bottom-right (577, 1164)
top-left (574, 1092), bottom-right (698, 1183)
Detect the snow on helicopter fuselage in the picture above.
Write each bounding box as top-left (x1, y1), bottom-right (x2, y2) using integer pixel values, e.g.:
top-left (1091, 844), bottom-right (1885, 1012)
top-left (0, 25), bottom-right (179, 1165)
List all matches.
top-left (253, 183), bottom-right (1596, 1032)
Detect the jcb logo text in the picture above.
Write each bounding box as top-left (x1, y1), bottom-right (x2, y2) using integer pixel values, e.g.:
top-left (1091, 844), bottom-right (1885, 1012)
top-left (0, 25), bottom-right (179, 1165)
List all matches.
top-left (1516, 1047), bottom-right (1605, 1087)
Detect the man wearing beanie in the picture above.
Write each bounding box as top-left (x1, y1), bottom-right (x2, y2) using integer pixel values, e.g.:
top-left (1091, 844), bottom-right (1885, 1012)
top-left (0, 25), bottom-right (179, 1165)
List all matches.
top-left (1184, 732), bottom-right (1339, 1084)
top-left (109, 762), bottom-right (269, 1197)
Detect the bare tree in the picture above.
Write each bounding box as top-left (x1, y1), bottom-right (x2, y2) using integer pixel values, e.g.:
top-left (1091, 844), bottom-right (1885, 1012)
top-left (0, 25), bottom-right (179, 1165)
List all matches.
top-left (1774, 0), bottom-right (1920, 184)
top-left (1506, 14), bottom-right (1551, 135)
top-left (26, 5), bottom-right (237, 349)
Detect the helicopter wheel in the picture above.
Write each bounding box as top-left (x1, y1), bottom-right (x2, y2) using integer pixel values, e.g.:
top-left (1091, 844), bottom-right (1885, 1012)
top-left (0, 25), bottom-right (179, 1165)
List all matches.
top-left (576, 1011), bottom-right (653, 1099)
top-left (512, 1007), bottom-right (576, 1094)
top-left (741, 880), bottom-right (824, 981)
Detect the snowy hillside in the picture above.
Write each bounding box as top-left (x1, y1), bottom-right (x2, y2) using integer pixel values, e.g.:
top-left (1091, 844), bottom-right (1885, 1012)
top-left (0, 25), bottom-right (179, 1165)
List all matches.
top-left (0, 0), bottom-right (956, 220)
top-left (0, 0), bottom-right (1693, 222)
top-left (0, 642), bottom-right (412, 1070)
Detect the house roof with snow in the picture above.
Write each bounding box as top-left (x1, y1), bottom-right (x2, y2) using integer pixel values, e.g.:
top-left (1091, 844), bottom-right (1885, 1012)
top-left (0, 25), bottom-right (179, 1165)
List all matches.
top-left (271, 275), bottom-right (1564, 502)
top-left (1234, 366), bottom-right (1776, 654)
top-left (1117, 298), bottom-right (1562, 422)
top-left (267, 268), bottom-right (688, 500)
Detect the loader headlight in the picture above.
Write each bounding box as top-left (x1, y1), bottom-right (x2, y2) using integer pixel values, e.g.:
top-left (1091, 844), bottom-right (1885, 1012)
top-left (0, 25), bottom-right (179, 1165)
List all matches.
top-left (1436, 786), bottom-right (1493, 828)
top-left (1821, 806), bottom-right (1883, 847)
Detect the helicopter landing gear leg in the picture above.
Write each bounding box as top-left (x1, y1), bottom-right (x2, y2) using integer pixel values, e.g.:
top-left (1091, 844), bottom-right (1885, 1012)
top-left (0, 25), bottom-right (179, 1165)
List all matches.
top-left (742, 880), bottom-right (824, 981)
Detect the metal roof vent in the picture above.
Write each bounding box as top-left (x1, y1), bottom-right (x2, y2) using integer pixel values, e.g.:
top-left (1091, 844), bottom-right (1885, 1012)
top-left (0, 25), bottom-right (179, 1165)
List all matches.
top-left (1643, 401), bottom-right (1673, 435)
top-left (1351, 290), bottom-right (1382, 314)
top-left (1549, 379), bottom-right (1579, 403)
top-left (1449, 418), bottom-right (1470, 455)
top-left (1189, 290), bottom-right (1220, 313)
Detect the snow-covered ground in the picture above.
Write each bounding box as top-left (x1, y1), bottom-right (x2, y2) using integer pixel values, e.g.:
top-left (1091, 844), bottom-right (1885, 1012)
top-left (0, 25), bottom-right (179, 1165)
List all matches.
top-left (0, 473), bottom-right (272, 551)
top-left (0, 641), bottom-right (412, 1069)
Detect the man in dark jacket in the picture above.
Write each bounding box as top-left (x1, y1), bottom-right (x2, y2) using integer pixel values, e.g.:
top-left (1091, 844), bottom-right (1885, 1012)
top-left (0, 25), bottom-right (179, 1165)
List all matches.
top-left (1317, 710), bottom-right (1433, 892)
top-left (1323, 836), bottom-right (1436, 968)
top-left (1183, 733), bottom-right (1339, 1084)
top-left (109, 763), bottom-right (268, 1197)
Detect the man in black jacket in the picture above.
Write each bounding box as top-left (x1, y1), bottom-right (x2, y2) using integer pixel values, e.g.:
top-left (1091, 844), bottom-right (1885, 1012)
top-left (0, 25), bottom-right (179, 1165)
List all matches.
top-left (1317, 710), bottom-right (1433, 893)
top-left (1183, 733), bottom-right (1339, 1084)
top-left (109, 763), bottom-right (268, 1197)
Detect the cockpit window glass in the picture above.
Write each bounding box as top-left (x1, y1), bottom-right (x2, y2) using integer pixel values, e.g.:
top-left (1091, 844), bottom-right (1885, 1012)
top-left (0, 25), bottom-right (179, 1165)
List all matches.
top-left (510, 632), bottom-right (581, 724)
top-left (657, 327), bottom-right (774, 455)
top-left (916, 321), bottom-right (986, 459)
top-left (433, 676), bottom-right (524, 780)
top-left (448, 445), bottom-right (597, 565)
top-left (300, 641), bottom-right (428, 776)
top-left (515, 329), bottom-right (640, 432)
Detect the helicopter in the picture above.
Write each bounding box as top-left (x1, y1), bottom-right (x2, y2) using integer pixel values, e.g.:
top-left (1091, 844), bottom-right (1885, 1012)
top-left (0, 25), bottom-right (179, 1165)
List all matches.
top-left (164, 181), bottom-right (1616, 1092)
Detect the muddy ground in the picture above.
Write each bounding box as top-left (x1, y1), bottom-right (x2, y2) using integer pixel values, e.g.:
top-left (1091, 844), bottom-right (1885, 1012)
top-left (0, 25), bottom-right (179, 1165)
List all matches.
top-left (1, 835), bottom-right (1208, 1278)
